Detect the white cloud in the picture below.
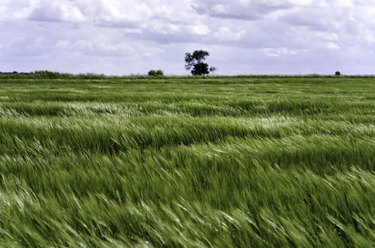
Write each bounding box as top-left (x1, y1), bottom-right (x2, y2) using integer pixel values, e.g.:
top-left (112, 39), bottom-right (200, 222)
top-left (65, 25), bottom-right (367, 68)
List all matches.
top-left (30, 1), bottom-right (86, 22)
top-left (0, 0), bottom-right (374, 74)
top-left (263, 48), bottom-right (302, 57)
top-left (190, 24), bottom-right (210, 35)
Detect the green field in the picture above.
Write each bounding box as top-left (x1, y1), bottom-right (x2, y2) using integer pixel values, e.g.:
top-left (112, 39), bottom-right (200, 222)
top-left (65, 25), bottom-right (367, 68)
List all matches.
top-left (0, 77), bottom-right (375, 247)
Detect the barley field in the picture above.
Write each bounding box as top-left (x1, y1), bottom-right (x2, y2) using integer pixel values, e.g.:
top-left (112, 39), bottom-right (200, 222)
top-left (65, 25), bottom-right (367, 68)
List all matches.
top-left (0, 76), bottom-right (374, 247)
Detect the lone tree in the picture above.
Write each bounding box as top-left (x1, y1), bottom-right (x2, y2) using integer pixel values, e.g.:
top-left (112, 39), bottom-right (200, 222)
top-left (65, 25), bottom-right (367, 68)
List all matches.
top-left (185, 50), bottom-right (216, 76)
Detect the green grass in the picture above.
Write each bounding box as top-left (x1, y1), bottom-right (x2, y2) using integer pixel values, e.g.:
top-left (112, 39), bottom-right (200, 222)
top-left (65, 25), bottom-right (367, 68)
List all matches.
top-left (0, 76), bottom-right (374, 247)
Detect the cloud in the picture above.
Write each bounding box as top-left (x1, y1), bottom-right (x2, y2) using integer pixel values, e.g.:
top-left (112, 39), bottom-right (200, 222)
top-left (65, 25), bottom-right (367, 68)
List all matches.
top-left (191, 0), bottom-right (315, 21)
top-left (0, 0), bottom-right (374, 74)
top-left (20, 0), bottom-right (198, 27)
top-left (30, 1), bottom-right (86, 22)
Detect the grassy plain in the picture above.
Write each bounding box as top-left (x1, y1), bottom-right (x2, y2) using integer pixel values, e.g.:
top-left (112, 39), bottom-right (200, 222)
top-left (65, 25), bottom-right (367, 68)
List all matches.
top-left (0, 76), bottom-right (374, 247)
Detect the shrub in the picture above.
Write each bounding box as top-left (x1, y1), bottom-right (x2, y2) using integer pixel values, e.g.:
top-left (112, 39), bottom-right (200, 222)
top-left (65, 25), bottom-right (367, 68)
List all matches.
top-left (148, 70), bottom-right (164, 77)
top-left (335, 71), bottom-right (341, 76)
top-left (33, 71), bottom-right (63, 79)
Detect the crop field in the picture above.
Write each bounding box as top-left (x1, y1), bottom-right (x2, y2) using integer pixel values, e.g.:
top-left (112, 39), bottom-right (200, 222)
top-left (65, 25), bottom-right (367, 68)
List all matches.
top-left (0, 76), bottom-right (374, 247)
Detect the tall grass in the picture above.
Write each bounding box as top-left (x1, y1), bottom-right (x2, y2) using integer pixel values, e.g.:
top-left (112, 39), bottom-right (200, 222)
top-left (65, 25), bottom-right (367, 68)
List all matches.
top-left (0, 77), bottom-right (374, 247)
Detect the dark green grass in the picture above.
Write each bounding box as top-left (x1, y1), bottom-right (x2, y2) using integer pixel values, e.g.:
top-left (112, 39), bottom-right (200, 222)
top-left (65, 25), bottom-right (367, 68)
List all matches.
top-left (0, 77), bottom-right (374, 247)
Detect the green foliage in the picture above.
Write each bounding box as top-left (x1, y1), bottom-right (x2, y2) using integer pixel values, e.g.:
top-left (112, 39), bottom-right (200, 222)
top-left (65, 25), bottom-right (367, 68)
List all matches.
top-left (0, 77), bottom-right (375, 247)
top-left (0, 71), bottom-right (108, 79)
top-left (185, 50), bottom-right (216, 76)
top-left (335, 71), bottom-right (341, 76)
top-left (148, 70), bottom-right (164, 77)
top-left (33, 70), bottom-right (66, 79)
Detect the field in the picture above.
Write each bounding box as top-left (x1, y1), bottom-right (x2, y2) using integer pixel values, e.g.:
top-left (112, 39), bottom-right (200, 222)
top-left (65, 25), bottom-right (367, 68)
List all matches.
top-left (0, 76), bottom-right (375, 247)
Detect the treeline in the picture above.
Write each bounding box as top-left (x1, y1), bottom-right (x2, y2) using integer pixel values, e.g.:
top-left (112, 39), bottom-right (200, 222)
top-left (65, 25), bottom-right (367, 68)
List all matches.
top-left (0, 70), bottom-right (374, 79)
top-left (0, 70), bottom-right (170, 79)
top-left (0, 71), bottom-right (114, 79)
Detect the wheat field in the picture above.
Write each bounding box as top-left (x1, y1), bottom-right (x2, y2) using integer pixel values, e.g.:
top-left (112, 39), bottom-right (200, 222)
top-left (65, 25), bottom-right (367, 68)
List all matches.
top-left (0, 76), bottom-right (374, 247)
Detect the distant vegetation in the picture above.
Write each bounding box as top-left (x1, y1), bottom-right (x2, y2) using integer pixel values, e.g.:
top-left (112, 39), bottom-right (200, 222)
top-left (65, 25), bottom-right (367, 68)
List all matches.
top-left (0, 76), bottom-right (375, 246)
top-left (1, 70), bottom-right (374, 79)
top-left (148, 69), bottom-right (164, 77)
top-left (185, 50), bottom-right (216, 76)
top-left (0, 70), bottom-right (108, 79)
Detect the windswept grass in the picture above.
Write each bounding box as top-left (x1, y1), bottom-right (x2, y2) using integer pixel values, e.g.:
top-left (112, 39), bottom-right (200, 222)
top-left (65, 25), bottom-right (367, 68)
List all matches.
top-left (0, 77), bottom-right (374, 247)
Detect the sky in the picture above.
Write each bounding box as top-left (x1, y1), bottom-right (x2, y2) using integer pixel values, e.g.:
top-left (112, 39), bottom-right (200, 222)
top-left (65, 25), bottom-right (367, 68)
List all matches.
top-left (0, 0), bottom-right (374, 75)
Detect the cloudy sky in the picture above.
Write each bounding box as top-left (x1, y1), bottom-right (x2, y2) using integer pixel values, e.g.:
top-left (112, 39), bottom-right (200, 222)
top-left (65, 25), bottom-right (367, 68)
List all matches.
top-left (0, 0), bottom-right (374, 75)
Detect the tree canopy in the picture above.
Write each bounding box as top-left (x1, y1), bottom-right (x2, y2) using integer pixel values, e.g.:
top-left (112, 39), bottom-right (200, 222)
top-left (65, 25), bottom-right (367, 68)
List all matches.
top-left (185, 50), bottom-right (216, 76)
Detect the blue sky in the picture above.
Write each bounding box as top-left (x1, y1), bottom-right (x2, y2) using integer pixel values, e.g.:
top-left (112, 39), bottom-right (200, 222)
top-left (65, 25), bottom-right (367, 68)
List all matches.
top-left (0, 0), bottom-right (374, 75)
